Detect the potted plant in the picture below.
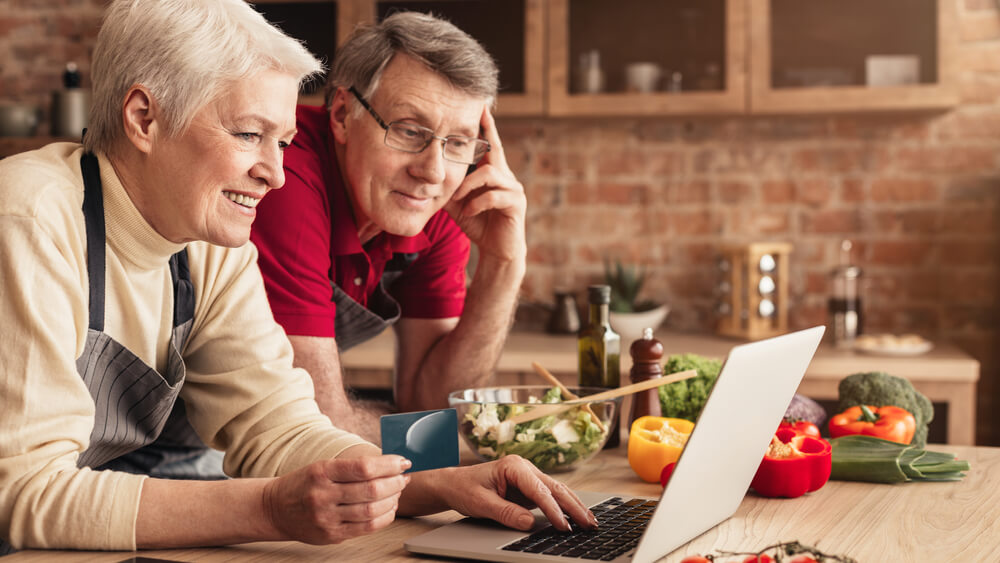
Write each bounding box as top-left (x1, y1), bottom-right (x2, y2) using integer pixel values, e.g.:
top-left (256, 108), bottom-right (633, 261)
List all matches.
top-left (604, 260), bottom-right (670, 344)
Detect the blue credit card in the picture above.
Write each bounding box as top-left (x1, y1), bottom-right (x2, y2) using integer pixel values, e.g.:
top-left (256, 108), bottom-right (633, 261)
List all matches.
top-left (379, 408), bottom-right (460, 473)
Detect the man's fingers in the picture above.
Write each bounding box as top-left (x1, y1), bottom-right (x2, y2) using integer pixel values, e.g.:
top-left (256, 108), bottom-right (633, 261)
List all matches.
top-left (479, 105), bottom-right (505, 164)
top-left (323, 455), bottom-right (410, 483)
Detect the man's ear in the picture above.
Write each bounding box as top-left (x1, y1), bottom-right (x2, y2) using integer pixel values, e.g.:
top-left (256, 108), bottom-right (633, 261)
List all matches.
top-left (328, 87), bottom-right (351, 144)
top-left (121, 85), bottom-right (159, 154)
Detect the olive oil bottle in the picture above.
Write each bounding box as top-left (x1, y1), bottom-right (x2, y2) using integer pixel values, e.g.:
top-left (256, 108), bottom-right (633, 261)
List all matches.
top-left (578, 285), bottom-right (621, 448)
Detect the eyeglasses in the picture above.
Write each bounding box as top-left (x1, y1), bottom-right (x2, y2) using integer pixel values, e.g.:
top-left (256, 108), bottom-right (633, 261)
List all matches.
top-left (349, 86), bottom-right (490, 166)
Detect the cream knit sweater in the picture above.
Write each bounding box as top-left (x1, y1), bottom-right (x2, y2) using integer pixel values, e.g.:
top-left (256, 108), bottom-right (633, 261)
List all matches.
top-left (0, 143), bottom-right (369, 550)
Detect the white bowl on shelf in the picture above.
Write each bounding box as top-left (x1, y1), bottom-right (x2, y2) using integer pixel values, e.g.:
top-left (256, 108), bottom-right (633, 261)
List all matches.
top-left (609, 304), bottom-right (670, 347)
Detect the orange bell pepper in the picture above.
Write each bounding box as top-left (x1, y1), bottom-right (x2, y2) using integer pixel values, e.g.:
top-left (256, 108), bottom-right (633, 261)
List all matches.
top-left (828, 405), bottom-right (916, 445)
top-left (627, 416), bottom-right (694, 483)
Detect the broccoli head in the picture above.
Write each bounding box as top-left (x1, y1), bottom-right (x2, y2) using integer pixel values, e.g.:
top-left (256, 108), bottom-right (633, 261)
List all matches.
top-left (837, 371), bottom-right (934, 447)
top-left (659, 353), bottom-right (723, 422)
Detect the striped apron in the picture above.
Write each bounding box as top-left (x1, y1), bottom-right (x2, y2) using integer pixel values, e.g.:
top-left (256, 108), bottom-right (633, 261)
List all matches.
top-left (331, 251), bottom-right (418, 351)
top-left (0, 153), bottom-right (200, 555)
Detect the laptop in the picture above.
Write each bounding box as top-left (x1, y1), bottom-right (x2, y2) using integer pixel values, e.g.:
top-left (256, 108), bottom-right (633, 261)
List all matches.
top-left (405, 326), bottom-right (825, 563)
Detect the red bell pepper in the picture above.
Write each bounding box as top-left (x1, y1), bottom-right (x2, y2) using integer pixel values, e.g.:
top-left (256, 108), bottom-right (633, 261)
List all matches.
top-left (751, 428), bottom-right (832, 498)
top-left (828, 404), bottom-right (915, 445)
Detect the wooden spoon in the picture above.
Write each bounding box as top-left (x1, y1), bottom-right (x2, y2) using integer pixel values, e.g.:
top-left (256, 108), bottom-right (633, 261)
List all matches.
top-left (531, 361), bottom-right (606, 432)
top-left (501, 369), bottom-right (697, 428)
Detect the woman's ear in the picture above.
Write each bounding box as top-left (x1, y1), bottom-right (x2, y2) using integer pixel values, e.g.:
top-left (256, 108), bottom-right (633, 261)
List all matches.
top-left (121, 85), bottom-right (159, 154)
top-left (328, 87), bottom-right (351, 144)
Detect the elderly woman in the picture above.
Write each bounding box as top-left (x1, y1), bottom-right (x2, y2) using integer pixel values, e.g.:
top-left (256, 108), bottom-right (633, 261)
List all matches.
top-left (0, 0), bottom-right (594, 554)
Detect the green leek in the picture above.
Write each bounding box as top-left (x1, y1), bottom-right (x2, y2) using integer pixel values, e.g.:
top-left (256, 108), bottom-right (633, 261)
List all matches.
top-left (830, 435), bottom-right (970, 484)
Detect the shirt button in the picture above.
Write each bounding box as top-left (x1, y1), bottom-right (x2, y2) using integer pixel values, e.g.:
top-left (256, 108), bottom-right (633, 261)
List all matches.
top-left (353, 277), bottom-right (362, 286)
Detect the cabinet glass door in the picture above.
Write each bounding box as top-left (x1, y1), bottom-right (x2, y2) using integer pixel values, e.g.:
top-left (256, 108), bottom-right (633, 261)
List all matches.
top-left (750, 0), bottom-right (958, 114)
top-left (375, 0), bottom-right (545, 115)
top-left (547, 0), bottom-right (746, 116)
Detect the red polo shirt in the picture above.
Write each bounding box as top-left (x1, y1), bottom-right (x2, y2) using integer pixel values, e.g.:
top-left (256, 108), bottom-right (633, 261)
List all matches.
top-left (250, 105), bottom-right (469, 338)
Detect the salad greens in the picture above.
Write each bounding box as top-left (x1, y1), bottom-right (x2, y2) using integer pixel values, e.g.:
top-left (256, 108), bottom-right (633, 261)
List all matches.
top-left (462, 387), bottom-right (608, 472)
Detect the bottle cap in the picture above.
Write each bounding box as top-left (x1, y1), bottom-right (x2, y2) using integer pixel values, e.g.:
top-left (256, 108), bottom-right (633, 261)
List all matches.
top-left (587, 284), bottom-right (610, 305)
top-left (63, 62), bottom-right (81, 89)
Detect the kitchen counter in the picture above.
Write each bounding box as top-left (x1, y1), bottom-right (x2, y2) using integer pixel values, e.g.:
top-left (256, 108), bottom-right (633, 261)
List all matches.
top-left (341, 329), bottom-right (980, 445)
top-left (8, 443), bottom-right (997, 562)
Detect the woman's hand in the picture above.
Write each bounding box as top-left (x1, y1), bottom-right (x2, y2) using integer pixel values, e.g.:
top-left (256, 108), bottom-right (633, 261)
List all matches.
top-left (401, 455), bottom-right (598, 532)
top-left (262, 455), bottom-right (411, 544)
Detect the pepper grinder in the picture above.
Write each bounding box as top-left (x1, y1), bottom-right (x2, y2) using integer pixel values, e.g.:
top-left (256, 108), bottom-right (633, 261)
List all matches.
top-left (629, 327), bottom-right (663, 425)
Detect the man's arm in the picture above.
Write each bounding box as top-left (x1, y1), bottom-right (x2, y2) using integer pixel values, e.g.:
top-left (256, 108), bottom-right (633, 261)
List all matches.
top-left (287, 335), bottom-right (391, 443)
top-left (394, 105), bottom-right (527, 411)
top-left (394, 254), bottom-right (522, 410)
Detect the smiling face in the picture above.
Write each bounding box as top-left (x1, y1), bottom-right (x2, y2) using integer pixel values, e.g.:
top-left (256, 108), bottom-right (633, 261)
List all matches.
top-left (138, 68), bottom-right (299, 247)
top-left (332, 54), bottom-right (486, 242)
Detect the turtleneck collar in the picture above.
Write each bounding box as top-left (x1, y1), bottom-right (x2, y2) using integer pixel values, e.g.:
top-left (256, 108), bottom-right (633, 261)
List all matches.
top-left (97, 151), bottom-right (186, 271)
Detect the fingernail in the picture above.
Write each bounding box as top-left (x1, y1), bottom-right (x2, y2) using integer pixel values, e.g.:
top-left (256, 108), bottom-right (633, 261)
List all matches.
top-left (400, 458), bottom-right (412, 470)
top-left (517, 514), bottom-right (535, 530)
top-left (588, 511), bottom-right (599, 528)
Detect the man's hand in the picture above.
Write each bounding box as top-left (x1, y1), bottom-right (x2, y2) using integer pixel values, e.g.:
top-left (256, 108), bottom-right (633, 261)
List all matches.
top-left (444, 106), bottom-right (527, 265)
top-left (402, 456), bottom-right (598, 532)
top-left (262, 455), bottom-right (411, 544)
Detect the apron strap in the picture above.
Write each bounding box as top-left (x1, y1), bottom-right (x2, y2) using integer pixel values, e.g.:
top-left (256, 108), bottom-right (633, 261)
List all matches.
top-left (79, 153), bottom-right (193, 331)
top-left (80, 153), bottom-right (106, 332)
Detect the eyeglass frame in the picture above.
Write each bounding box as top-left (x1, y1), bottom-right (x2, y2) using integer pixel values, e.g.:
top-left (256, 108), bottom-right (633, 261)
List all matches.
top-left (348, 86), bottom-right (490, 166)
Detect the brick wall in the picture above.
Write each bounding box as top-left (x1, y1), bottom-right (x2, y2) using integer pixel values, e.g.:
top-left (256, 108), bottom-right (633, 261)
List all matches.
top-left (2, 0), bottom-right (998, 446)
top-left (500, 0), bottom-right (1000, 446)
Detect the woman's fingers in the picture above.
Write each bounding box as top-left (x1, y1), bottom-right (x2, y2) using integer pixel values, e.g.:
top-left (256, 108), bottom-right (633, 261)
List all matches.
top-left (323, 454), bottom-right (411, 482)
top-left (264, 456), bottom-right (412, 544)
top-left (331, 473), bottom-right (410, 504)
top-left (496, 457), bottom-right (579, 531)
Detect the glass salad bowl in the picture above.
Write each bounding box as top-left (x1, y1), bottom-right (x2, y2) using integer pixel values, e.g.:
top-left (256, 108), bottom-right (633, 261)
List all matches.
top-left (448, 385), bottom-right (622, 473)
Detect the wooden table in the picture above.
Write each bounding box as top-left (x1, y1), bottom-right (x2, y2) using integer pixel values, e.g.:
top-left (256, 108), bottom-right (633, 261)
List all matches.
top-left (8, 444), bottom-right (998, 562)
top-left (341, 329), bottom-right (981, 445)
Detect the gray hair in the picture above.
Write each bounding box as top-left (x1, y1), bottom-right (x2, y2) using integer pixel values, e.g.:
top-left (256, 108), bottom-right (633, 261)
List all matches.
top-left (84, 0), bottom-right (322, 155)
top-left (326, 11), bottom-right (498, 113)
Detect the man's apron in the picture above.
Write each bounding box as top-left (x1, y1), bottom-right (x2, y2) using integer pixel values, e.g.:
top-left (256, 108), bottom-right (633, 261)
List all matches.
top-left (331, 251), bottom-right (418, 351)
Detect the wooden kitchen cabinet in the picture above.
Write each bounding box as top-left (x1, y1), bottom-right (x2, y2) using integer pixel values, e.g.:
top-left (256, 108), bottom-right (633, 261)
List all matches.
top-left (546, 0), bottom-right (748, 116)
top-left (251, 0), bottom-right (544, 115)
top-left (252, 0), bottom-right (958, 117)
top-left (749, 0), bottom-right (958, 114)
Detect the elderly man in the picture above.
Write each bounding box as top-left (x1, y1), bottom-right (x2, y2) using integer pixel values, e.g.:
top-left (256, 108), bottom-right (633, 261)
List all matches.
top-left (0, 0), bottom-right (592, 554)
top-left (249, 12), bottom-right (527, 442)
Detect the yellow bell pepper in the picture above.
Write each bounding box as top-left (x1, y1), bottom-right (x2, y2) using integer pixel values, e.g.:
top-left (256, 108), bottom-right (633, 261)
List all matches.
top-left (627, 416), bottom-right (695, 483)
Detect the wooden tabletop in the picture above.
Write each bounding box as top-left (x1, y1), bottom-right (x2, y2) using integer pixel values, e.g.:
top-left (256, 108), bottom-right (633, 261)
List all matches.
top-left (8, 443), bottom-right (998, 562)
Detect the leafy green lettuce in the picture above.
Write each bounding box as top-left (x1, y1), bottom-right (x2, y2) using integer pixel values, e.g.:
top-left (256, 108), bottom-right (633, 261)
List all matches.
top-left (462, 387), bottom-right (607, 472)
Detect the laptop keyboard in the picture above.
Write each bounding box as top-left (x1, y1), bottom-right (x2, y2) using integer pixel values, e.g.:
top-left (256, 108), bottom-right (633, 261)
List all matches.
top-left (501, 497), bottom-right (657, 560)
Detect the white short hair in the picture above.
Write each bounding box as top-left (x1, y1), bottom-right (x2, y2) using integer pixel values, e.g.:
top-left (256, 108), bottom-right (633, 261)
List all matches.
top-left (84, 0), bottom-right (322, 154)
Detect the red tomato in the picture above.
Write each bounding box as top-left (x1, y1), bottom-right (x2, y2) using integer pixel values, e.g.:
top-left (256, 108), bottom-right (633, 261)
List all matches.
top-left (779, 418), bottom-right (821, 438)
top-left (742, 556), bottom-right (775, 563)
top-left (788, 557), bottom-right (818, 563)
top-left (659, 462), bottom-right (676, 487)
top-left (679, 556), bottom-right (711, 563)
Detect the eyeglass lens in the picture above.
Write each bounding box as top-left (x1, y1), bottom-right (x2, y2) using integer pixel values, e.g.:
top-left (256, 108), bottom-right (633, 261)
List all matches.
top-left (385, 123), bottom-right (487, 165)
